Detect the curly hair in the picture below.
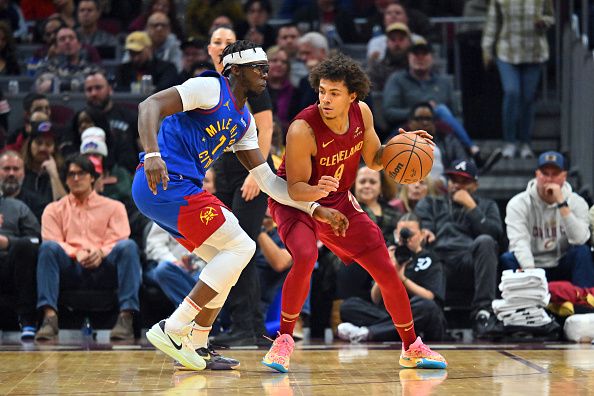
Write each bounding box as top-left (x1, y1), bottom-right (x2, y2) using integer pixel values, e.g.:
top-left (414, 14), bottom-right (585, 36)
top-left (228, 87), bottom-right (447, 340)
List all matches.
top-left (308, 53), bottom-right (370, 100)
top-left (220, 40), bottom-right (259, 77)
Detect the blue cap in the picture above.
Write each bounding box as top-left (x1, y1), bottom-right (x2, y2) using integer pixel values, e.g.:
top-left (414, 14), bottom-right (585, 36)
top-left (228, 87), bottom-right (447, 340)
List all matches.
top-left (538, 151), bottom-right (565, 170)
top-left (444, 159), bottom-right (478, 181)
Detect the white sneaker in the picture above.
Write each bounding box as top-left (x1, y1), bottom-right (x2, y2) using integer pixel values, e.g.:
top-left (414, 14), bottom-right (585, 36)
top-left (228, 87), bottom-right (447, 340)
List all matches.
top-left (337, 322), bottom-right (369, 343)
top-left (146, 320), bottom-right (206, 371)
top-left (519, 144), bottom-right (535, 159)
top-left (501, 143), bottom-right (516, 159)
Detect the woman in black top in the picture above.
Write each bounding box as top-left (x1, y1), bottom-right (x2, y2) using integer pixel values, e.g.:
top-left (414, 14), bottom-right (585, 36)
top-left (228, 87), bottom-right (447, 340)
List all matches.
top-left (207, 26), bottom-right (274, 345)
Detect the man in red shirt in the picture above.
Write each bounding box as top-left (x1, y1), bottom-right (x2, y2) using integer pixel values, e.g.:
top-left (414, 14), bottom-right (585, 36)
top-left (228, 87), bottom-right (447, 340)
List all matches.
top-left (262, 53), bottom-right (447, 372)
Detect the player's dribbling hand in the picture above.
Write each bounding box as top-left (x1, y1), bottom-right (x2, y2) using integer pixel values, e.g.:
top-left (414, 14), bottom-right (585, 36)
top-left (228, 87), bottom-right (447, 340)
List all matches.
top-left (144, 157), bottom-right (169, 195)
top-left (315, 175), bottom-right (340, 199)
top-left (398, 128), bottom-right (435, 147)
top-left (313, 206), bottom-right (349, 237)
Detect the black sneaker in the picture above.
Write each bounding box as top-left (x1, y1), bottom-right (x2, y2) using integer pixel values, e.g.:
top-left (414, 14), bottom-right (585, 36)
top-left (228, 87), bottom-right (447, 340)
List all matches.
top-left (477, 148), bottom-right (503, 175)
top-left (473, 313), bottom-right (503, 340)
top-left (174, 346), bottom-right (240, 370)
top-left (210, 329), bottom-right (256, 347)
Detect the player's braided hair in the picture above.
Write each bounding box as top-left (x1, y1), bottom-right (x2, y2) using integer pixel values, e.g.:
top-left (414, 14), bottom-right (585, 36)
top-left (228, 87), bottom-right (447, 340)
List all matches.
top-left (308, 53), bottom-right (370, 100)
top-left (220, 40), bottom-right (259, 77)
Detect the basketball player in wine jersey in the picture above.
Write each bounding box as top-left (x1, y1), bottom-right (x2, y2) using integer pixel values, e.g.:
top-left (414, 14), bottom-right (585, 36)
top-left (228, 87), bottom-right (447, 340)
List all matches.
top-left (262, 53), bottom-right (447, 372)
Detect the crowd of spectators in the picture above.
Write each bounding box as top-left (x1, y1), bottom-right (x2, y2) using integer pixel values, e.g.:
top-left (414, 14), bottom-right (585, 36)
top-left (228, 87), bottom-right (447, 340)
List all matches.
top-left (0, 0), bottom-right (591, 345)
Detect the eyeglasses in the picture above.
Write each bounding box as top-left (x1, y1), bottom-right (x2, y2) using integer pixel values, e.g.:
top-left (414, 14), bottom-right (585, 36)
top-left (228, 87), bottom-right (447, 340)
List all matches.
top-left (412, 116), bottom-right (434, 122)
top-left (66, 170), bottom-right (90, 179)
top-left (243, 63), bottom-right (269, 74)
top-left (148, 22), bottom-right (170, 29)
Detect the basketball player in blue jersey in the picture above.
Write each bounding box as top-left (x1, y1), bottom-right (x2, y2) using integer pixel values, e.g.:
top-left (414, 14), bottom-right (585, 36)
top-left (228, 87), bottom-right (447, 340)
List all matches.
top-left (131, 40), bottom-right (349, 371)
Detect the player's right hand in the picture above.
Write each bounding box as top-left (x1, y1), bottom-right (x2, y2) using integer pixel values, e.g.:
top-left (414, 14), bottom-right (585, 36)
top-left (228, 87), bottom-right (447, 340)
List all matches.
top-left (315, 175), bottom-right (340, 198)
top-left (313, 206), bottom-right (349, 237)
top-left (144, 156), bottom-right (169, 195)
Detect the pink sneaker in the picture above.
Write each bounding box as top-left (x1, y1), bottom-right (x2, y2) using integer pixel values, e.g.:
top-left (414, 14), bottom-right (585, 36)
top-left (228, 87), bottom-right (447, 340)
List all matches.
top-left (262, 333), bottom-right (295, 373)
top-left (399, 337), bottom-right (447, 369)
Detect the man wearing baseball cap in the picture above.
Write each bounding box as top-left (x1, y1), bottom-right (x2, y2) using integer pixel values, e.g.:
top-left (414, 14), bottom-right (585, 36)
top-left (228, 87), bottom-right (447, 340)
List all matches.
top-left (367, 22), bottom-right (412, 91)
top-left (502, 151), bottom-right (594, 287)
top-left (115, 31), bottom-right (178, 92)
top-left (416, 158), bottom-right (502, 338)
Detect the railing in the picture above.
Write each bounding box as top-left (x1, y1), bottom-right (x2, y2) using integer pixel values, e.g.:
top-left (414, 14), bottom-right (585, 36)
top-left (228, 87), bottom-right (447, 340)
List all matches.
top-left (560, 13), bottom-right (594, 197)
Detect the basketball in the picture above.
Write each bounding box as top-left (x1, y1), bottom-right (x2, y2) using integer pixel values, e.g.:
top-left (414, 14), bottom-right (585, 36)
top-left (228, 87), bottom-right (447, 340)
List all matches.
top-left (381, 133), bottom-right (434, 184)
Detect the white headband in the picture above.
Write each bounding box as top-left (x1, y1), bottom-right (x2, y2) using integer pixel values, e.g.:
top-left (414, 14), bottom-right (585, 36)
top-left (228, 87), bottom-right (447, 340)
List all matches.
top-left (222, 47), bottom-right (267, 67)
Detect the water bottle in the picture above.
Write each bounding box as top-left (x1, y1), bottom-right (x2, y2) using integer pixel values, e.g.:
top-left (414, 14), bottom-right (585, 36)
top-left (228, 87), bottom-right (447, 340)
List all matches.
top-left (70, 77), bottom-right (81, 92)
top-left (7, 80), bottom-right (19, 95)
top-left (81, 316), bottom-right (93, 340)
top-left (140, 74), bottom-right (153, 95)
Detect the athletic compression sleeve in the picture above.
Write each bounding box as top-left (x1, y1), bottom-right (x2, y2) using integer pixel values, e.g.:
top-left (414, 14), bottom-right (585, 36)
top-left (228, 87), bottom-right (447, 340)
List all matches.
top-left (249, 163), bottom-right (320, 216)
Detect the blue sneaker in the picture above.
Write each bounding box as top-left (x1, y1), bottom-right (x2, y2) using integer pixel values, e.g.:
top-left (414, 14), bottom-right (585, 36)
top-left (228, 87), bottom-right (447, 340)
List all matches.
top-left (20, 326), bottom-right (36, 341)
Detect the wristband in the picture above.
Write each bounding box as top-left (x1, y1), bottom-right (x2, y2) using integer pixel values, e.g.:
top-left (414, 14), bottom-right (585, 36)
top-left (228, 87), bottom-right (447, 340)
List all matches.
top-left (144, 152), bottom-right (161, 159)
top-left (308, 202), bottom-right (321, 216)
top-left (556, 200), bottom-right (568, 209)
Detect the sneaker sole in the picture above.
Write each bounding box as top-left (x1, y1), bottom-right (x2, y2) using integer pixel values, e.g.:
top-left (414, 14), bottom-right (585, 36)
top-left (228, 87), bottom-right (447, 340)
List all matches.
top-left (262, 360), bottom-right (288, 373)
top-left (146, 324), bottom-right (206, 371)
top-left (399, 357), bottom-right (447, 369)
top-left (174, 361), bottom-right (240, 371)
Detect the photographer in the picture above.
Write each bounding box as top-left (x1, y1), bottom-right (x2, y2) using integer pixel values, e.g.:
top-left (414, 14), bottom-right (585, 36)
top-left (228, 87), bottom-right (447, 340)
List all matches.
top-left (337, 213), bottom-right (447, 342)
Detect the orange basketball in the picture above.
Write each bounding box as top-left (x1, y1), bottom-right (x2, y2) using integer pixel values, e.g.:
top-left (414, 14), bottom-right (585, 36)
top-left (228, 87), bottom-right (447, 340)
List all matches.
top-left (381, 133), bottom-right (434, 184)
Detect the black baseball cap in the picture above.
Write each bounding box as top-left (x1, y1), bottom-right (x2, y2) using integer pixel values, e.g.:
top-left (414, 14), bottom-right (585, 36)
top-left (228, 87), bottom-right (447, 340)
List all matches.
top-left (444, 159), bottom-right (478, 181)
top-left (409, 36), bottom-right (432, 54)
top-left (29, 120), bottom-right (55, 140)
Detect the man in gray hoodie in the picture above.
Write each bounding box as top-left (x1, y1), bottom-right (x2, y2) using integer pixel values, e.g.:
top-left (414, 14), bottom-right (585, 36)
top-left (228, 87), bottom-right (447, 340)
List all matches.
top-left (415, 159), bottom-right (502, 338)
top-left (502, 151), bottom-right (594, 287)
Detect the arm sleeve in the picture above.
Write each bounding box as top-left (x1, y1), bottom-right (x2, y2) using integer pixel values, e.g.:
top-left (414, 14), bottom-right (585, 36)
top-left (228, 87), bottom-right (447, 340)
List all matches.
top-left (505, 195), bottom-right (535, 269)
top-left (145, 223), bottom-right (179, 263)
top-left (174, 77), bottom-right (221, 112)
top-left (561, 194), bottom-right (591, 245)
top-left (249, 163), bottom-right (319, 216)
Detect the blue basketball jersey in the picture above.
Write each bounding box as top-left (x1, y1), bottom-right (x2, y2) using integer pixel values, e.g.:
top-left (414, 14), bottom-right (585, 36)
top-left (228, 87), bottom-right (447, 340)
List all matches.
top-left (143, 71), bottom-right (252, 185)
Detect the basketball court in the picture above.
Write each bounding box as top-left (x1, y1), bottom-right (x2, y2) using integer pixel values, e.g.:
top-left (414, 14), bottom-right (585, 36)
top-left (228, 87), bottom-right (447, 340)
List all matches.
top-left (1, 333), bottom-right (592, 395)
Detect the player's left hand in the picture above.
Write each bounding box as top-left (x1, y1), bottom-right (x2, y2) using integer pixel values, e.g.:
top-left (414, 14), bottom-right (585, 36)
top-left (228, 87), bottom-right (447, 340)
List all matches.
top-left (144, 156), bottom-right (169, 195)
top-left (241, 174), bottom-right (261, 201)
top-left (398, 128), bottom-right (435, 147)
top-left (313, 206), bottom-right (349, 237)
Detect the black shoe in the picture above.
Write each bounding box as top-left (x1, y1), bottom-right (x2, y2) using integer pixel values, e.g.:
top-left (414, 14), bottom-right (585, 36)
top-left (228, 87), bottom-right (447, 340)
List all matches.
top-left (477, 148), bottom-right (503, 175)
top-left (209, 329), bottom-right (256, 347)
top-left (473, 313), bottom-right (503, 340)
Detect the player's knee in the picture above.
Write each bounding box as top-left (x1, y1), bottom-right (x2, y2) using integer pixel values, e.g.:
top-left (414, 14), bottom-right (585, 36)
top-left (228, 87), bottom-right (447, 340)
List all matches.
top-left (230, 231), bottom-right (256, 267)
top-left (293, 241), bottom-right (318, 269)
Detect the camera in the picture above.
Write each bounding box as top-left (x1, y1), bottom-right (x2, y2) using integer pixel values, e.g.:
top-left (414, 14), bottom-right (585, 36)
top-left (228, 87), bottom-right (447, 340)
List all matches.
top-left (394, 227), bottom-right (413, 264)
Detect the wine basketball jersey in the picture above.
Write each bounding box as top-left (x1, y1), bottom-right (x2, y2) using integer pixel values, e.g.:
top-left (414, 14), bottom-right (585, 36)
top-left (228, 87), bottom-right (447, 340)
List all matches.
top-left (277, 102), bottom-right (365, 207)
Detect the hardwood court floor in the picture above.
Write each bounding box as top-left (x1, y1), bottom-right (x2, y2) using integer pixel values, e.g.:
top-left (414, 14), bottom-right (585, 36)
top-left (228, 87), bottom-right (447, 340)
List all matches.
top-left (0, 339), bottom-right (593, 395)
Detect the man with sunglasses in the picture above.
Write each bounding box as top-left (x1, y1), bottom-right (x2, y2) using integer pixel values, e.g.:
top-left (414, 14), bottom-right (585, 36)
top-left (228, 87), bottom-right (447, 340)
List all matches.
top-left (132, 40), bottom-right (348, 371)
top-left (115, 31), bottom-right (178, 92)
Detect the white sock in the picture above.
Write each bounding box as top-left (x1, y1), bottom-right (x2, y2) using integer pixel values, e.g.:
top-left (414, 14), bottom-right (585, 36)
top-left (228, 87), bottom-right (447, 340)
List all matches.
top-left (191, 324), bottom-right (212, 349)
top-left (166, 297), bottom-right (202, 334)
